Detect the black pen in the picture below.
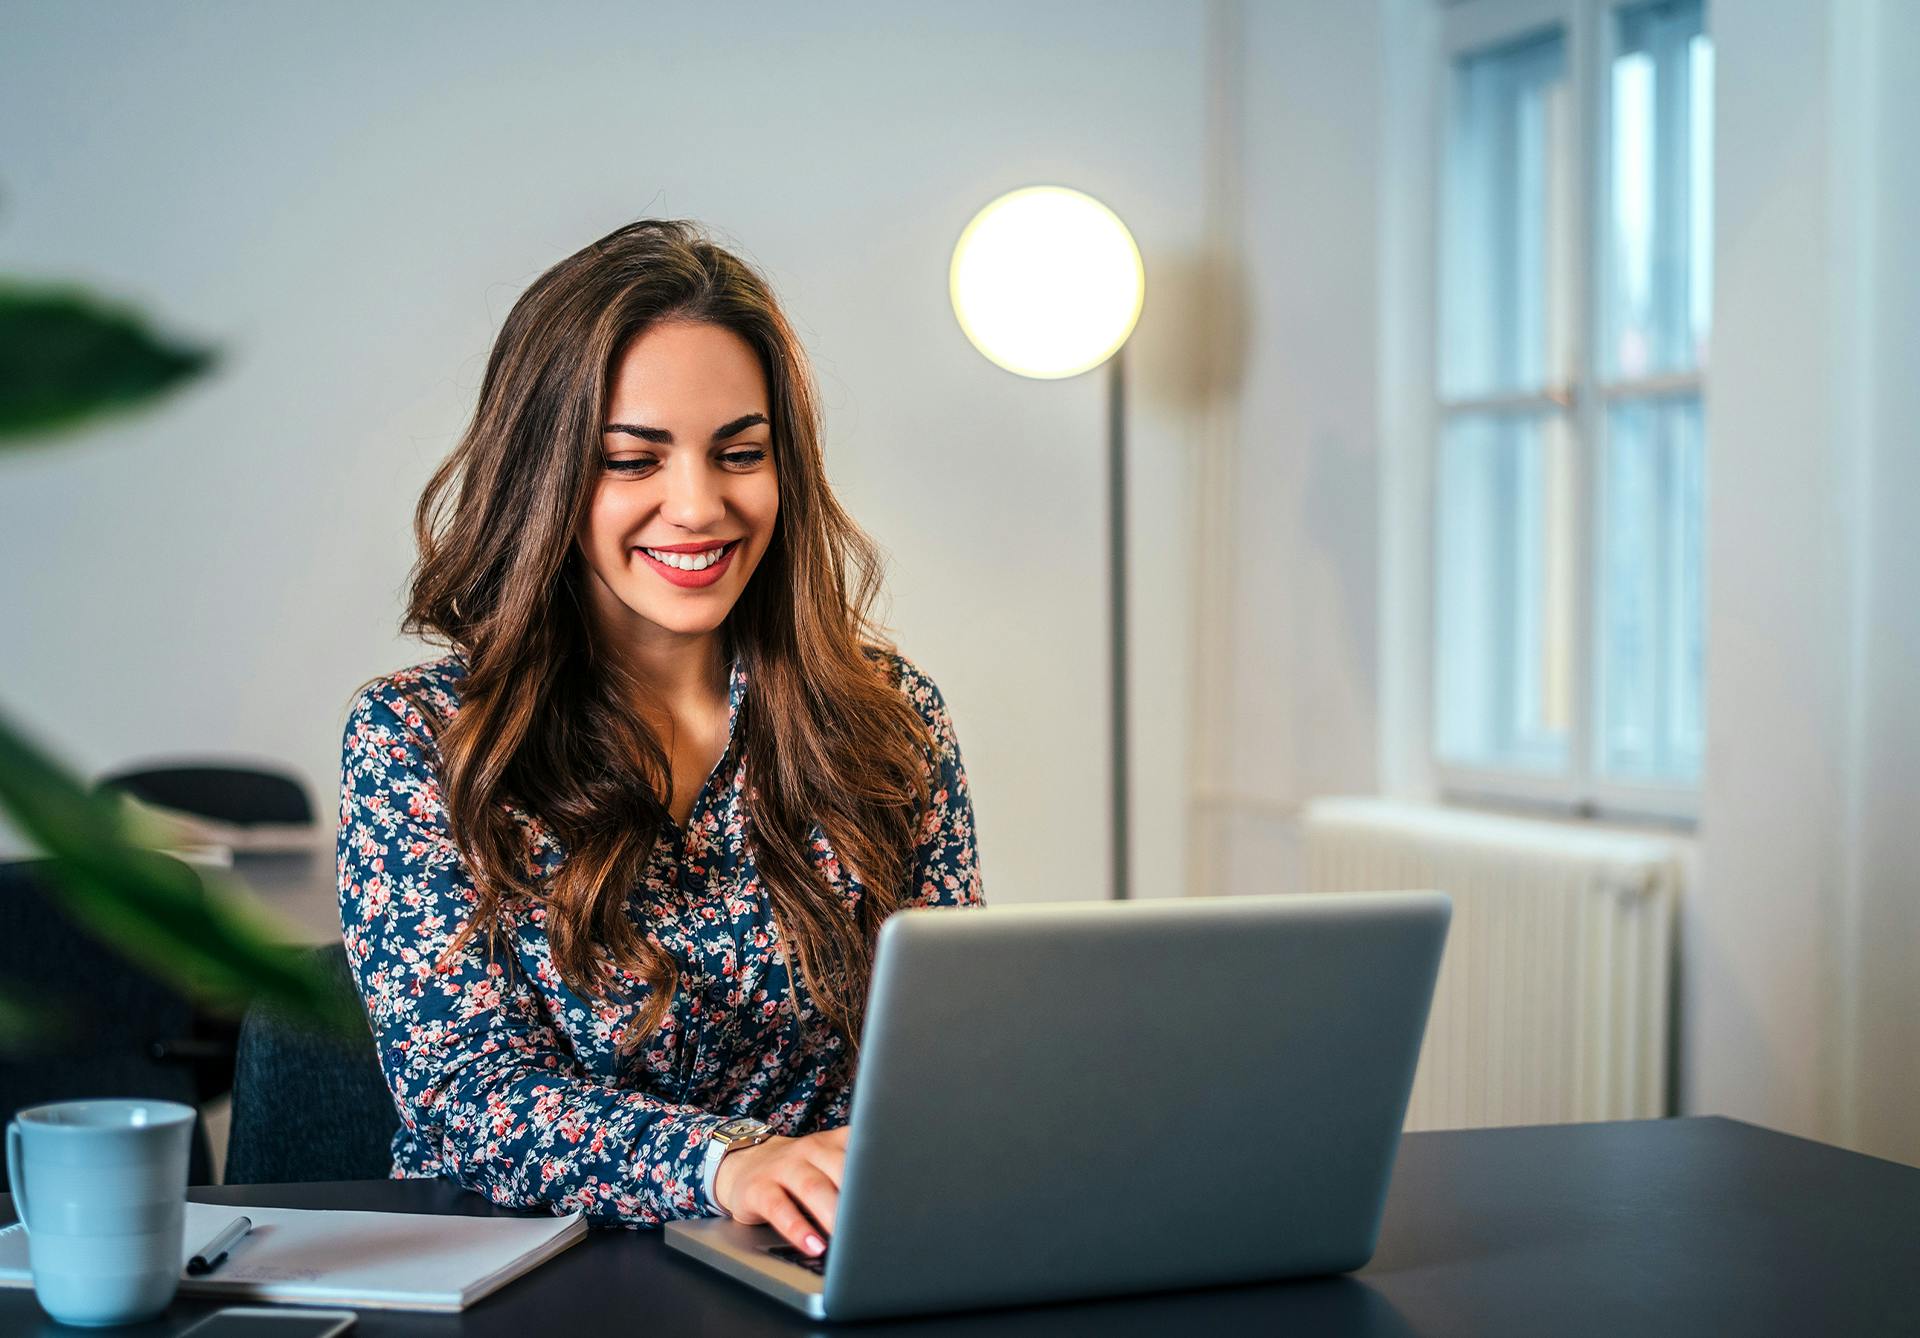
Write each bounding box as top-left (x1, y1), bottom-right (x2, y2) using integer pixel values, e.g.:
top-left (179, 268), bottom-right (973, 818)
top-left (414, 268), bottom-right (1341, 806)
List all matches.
top-left (186, 1215), bottom-right (253, 1275)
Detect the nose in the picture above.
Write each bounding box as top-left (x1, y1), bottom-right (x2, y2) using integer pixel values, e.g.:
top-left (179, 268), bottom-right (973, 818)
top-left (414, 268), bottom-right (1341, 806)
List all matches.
top-left (658, 453), bottom-right (728, 531)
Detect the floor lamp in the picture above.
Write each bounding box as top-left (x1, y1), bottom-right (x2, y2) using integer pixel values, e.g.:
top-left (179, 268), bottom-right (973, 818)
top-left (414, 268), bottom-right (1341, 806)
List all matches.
top-left (948, 186), bottom-right (1146, 900)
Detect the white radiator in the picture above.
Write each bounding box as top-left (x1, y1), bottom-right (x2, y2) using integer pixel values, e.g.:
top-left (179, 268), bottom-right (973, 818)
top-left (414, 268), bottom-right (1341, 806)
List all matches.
top-left (1302, 797), bottom-right (1679, 1130)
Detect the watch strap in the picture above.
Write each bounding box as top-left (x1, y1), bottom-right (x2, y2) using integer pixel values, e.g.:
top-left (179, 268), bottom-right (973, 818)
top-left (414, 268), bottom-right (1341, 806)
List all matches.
top-left (701, 1118), bottom-right (771, 1213)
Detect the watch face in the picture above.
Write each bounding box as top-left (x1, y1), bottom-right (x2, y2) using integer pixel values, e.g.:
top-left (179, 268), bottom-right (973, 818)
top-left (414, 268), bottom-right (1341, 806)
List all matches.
top-left (715, 1117), bottom-right (766, 1140)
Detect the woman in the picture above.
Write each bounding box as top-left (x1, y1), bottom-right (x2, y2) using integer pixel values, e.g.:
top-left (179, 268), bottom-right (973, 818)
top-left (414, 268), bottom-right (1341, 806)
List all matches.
top-left (336, 219), bottom-right (983, 1260)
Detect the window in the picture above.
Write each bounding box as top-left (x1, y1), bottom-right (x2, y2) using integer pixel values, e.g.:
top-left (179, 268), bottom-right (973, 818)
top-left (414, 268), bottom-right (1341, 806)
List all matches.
top-left (1433, 0), bottom-right (1711, 817)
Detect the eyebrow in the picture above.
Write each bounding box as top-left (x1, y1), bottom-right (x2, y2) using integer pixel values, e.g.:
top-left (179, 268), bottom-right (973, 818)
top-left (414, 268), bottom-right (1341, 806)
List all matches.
top-left (602, 412), bottom-right (769, 444)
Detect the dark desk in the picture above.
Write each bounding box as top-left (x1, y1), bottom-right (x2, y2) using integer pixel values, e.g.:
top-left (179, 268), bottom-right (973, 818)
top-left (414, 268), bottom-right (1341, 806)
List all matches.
top-left (227, 847), bottom-right (341, 947)
top-left (3, 1117), bottom-right (1914, 1336)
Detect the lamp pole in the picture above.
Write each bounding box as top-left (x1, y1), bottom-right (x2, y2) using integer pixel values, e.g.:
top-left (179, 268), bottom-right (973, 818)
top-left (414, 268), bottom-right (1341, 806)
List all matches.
top-left (1106, 347), bottom-right (1130, 902)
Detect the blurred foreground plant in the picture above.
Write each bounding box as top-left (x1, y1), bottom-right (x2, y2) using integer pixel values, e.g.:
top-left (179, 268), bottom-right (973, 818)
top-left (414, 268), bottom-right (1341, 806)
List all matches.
top-left (0, 280), bottom-right (213, 442)
top-left (0, 278), bottom-right (357, 1043)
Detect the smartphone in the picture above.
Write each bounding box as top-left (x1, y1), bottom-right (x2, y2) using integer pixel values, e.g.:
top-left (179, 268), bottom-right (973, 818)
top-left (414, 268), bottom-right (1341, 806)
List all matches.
top-left (175, 1308), bottom-right (357, 1338)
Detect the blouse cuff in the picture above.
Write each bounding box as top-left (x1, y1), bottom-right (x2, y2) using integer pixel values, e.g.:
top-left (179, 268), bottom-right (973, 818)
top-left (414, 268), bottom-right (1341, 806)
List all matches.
top-left (684, 1110), bottom-right (735, 1218)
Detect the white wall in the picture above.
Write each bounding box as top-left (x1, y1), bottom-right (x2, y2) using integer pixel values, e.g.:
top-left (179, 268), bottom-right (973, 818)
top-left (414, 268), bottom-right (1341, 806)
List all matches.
top-left (1688, 0), bottom-right (1855, 1147)
top-left (1690, 0), bottom-right (1920, 1164)
top-left (1842, 0), bottom-right (1920, 1170)
top-left (1189, 0), bottom-right (1386, 901)
top-left (0, 1), bottom-right (1208, 908)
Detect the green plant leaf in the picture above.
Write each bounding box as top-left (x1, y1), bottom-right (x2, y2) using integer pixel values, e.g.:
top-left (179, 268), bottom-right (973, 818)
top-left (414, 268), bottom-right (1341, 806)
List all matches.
top-left (0, 708), bottom-right (360, 1036)
top-left (0, 982), bottom-right (53, 1056)
top-left (0, 281), bottom-right (215, 443)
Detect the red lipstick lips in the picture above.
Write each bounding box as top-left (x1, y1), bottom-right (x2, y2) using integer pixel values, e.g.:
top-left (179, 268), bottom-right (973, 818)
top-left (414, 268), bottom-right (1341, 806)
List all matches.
top-left (635, 539), bottom-right (739, 588)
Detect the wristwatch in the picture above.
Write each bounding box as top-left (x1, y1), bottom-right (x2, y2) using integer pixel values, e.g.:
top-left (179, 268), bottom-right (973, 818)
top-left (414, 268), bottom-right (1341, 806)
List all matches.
top-left (701, 1116), bottom-right (774, 1212)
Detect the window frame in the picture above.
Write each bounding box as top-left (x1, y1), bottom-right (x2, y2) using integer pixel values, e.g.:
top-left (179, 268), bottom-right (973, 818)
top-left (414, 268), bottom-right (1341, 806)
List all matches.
top-left (1427, 0), bottom-right (1706, 825)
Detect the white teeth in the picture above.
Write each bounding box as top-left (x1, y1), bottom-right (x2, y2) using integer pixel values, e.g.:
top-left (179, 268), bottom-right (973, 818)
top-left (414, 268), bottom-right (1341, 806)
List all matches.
top-left (642, 544), bottom-right (728, 571)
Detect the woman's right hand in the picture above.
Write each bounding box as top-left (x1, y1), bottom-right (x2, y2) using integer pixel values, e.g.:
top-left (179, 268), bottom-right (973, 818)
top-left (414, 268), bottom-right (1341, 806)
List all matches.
top-left (711, 1126), bottom-right (849, 1257)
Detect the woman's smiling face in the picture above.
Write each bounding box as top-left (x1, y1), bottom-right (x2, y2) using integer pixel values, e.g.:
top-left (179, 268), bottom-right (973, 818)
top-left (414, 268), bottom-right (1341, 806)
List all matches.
top-left (575, 319), bottom-right (780, 646)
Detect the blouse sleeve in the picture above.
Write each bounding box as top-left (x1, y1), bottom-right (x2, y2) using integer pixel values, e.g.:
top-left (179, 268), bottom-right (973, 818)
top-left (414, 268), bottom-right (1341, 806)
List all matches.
top-left (335, 679), bottom-right (729, 1226)
top-left (894, 658), bottom-right (985, 910)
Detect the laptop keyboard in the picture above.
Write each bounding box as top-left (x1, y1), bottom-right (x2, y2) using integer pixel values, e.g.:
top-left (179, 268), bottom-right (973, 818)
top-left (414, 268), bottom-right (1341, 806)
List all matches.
top-left (766, 1242), bottom-right (829, 1275)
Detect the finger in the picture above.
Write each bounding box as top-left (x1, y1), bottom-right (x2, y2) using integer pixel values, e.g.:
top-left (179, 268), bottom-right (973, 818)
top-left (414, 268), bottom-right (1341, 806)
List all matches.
top-left (757, 1186), bottom-right (829, 1256)
top-left (782, 1165), bottom-right (841, 1237)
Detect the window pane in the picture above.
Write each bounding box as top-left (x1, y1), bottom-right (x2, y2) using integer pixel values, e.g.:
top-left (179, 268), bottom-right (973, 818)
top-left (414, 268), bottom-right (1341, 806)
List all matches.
top-left (1436, 410), bottom-right (1575, 772)
top-left (1606, 0), bottom-right (1712, 379)
top-left (1598, 395), bottom-right (1704, 781)
top-left (1440, 27), bottom-right (1574, 400)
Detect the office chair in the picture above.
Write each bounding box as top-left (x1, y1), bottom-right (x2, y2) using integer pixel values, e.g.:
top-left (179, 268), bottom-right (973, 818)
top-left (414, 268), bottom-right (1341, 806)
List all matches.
top-left (95, 760), bottom-right (322, 1114)
top-left (224, 943), bottom-right (400, 1185)
top-left (0, 858), bottom-right (218, 1184)
top-left (95, 762), bottom-right (316, 830)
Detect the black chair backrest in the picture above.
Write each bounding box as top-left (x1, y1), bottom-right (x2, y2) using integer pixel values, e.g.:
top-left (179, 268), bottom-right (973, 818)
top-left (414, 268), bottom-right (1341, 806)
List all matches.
top-left (224, 943), bottom-right (399, 1185)
top-left (0, 858), bottom-right (215, 1184)
top-left (97, 764), bottom-right (314, 828)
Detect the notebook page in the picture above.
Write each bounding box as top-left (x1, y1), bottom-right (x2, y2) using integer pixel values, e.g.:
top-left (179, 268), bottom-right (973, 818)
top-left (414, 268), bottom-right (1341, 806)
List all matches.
top-left (0, 1201), bottom-right (587, 1313)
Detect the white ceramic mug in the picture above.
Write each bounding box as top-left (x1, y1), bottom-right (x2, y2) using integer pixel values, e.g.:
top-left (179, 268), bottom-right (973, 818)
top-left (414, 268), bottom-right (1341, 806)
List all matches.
top-left (5, 1098), bottom-right (195, 1327)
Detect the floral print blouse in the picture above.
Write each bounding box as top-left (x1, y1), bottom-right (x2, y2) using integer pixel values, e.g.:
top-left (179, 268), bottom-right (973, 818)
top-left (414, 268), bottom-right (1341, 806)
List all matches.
top-left (335, 647), bottom-right (983, 1227)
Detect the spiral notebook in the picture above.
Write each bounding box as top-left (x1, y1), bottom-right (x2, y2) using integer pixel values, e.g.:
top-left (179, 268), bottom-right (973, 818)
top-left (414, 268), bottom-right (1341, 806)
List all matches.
top-left (0, 1201), bottom-right (587, 1312)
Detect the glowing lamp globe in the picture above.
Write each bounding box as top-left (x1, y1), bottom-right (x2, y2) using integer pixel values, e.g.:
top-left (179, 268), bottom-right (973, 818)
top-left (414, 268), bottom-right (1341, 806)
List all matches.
top-left (949, 186), bottom-right (1145, 380)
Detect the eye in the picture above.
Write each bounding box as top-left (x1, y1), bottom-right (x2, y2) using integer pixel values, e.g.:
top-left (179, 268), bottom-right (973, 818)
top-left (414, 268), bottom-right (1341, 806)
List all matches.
top-left (722, 448), bottom-right (768, 468)
top-left (603, 456), bottom-right (656, 475)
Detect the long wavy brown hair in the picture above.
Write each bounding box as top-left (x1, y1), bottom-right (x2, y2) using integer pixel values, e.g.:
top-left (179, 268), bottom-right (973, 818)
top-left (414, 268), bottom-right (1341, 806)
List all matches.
top-left (400, 219), bottom-right (934, 1057)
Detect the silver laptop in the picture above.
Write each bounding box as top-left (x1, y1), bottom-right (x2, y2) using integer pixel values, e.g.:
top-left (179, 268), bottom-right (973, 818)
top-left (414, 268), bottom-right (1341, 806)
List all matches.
top-left (664, 890), bottom-right (1451, 1321)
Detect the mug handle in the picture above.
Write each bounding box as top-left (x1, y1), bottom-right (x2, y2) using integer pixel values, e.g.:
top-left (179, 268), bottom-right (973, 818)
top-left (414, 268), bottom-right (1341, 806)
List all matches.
top-left (5, 1120), bottom-right (28, 1234)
